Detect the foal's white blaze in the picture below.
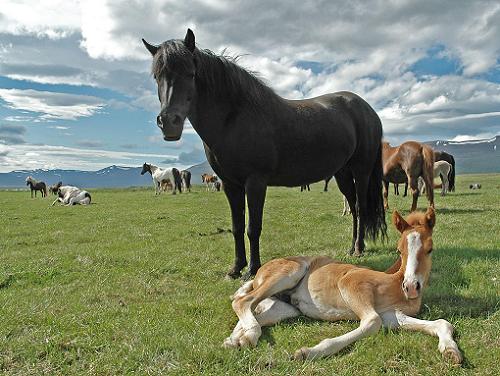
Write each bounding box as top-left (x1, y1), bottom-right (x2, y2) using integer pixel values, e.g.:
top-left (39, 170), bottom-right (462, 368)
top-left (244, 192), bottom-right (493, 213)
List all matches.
top-left (404, 231), bottom-right (423, 296)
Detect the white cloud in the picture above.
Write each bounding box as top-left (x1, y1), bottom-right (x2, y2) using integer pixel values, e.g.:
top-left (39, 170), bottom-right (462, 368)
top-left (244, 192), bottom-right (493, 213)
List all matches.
top-left (0, 88), bottom-right (105, 120)
top-left (0, 143), bottom-right (179, 172)
top-left (0, 0), bottom-right (81, 39)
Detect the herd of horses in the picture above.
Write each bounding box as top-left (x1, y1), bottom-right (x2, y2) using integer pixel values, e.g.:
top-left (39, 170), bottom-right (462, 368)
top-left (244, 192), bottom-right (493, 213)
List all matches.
top-left (139, 29), bottom-right (466, 363)
top-left (17, 28), bottom-right (468, 365)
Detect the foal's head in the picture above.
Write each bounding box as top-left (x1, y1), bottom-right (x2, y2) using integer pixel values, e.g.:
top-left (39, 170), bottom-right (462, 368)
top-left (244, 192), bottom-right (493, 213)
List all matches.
top-left (141, 163), bottom-right (151, 175)
top-left (393, 207), bottom-right (436, 300)
top-left (142, 29), bottom-right (197, 141)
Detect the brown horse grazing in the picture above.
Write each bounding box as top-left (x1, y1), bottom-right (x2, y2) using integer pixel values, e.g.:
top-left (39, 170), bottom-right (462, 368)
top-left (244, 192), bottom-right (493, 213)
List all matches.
top-left (382, 141), bottom-right (434, 212)
top-left (224, 207), bottom-right (462, 365)
top-left (49, 181), bottom-right (63, 195)
top-left (25, 176), bottom-right (47, 198)
top-left (393, 182), bottom-right (408, 196)
top-left (143, 30), bottom-right (387, 277)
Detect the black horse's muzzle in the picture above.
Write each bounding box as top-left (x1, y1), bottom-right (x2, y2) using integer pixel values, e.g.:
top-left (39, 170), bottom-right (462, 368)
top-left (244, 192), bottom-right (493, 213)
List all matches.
top-left (157, 113), bottom-right (184, 141)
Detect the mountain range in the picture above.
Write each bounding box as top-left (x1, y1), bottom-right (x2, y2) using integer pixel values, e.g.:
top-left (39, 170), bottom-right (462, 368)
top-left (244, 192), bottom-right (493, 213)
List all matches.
top-left (1, 136), bottom-right (497, 188)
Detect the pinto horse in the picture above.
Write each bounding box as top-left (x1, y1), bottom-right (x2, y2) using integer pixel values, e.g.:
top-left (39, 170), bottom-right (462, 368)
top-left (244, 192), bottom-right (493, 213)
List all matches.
top-left (142, 29), bottom-right (386, 278)
top-left (223, 207), bottom-right (462, 365)
top-left (382, 141), bottom-right (435, 212)
top-left (434, 151), bottom-right (456, 192)
top-left (141, 163), bottom-right (182, 195)
top-left (25, 176), bottom-right (47, 198)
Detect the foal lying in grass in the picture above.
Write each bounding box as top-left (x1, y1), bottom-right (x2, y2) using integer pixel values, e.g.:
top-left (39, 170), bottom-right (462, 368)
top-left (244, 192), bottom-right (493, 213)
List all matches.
top-left (224, 207), bottom-right (462, 364)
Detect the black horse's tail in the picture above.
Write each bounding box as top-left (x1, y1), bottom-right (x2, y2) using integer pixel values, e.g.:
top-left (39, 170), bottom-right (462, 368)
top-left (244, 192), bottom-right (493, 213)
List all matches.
top-left (449, 155), bottom-right (456, 191)
top-left (364, 143), bottom-right (387, 242)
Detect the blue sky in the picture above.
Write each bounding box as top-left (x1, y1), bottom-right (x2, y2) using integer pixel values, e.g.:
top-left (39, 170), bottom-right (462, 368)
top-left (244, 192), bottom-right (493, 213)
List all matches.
top-left (1, 0), bottom-right (499, 172)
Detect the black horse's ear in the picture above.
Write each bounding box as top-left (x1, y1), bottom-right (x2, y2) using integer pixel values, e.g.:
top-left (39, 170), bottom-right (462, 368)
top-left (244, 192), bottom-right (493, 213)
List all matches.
top-left (184, 29), bottom-right (195, 53)
top-left (142, 38), bottom-right (159, 56)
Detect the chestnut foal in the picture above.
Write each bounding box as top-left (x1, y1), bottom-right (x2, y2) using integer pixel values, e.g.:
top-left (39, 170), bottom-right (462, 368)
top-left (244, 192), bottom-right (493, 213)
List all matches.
top-left (224, 207), bottom-right (462, 364)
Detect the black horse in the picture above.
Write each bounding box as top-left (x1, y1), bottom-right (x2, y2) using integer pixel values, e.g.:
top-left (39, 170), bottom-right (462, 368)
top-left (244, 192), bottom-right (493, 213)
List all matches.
top-left (434, 151), bottom-right (456, 192)
top-left (142, 30), bottom-right (387, 278)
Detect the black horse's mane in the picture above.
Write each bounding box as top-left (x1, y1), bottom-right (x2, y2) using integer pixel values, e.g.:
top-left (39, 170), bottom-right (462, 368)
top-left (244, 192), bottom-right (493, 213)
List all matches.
top-left (152, 40), bottom-right (280, 109)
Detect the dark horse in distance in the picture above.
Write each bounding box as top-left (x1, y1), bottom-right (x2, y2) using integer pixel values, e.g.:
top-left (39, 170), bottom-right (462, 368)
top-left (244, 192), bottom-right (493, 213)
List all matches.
top-left (142, 29), bottom-right (387, 278)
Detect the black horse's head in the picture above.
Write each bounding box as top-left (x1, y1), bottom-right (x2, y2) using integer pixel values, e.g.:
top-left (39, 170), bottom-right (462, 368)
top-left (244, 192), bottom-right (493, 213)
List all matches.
top-left (141, 163), bottom-right (151, 175)
top-left (142, 29), bottom-right (197, 141)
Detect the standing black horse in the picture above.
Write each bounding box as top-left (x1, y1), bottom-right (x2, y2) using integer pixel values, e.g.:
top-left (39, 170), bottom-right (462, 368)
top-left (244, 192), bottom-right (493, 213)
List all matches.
top-left (434, 151), bottom-right (456, 192)
top-left (142, 30), bottom-right (387, 278)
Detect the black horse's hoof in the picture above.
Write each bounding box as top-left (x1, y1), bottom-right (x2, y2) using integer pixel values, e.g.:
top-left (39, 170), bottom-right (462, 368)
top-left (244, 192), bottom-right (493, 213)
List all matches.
top-left (347, 247), bottom-right (355, 255)
top-left (226, 269), bottom-right (242, 280)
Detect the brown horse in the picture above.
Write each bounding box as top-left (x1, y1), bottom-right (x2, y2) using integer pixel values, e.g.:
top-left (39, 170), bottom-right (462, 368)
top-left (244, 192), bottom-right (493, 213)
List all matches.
top-left (49, 181), bottom-right (63, 195)
top-left (224, 207), bottom-right (462, 364)
top-left (382, 141), bottom-right (434, 212)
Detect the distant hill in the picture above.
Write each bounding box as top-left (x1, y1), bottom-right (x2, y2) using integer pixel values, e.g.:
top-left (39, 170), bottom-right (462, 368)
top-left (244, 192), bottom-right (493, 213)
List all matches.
top-left (0, 165), bottom-right (151, 189)
top-left (186, 160), bottom-right (214, 184)
top-left (1, 136), bottom-right (497, 188)
top-left (424, 136), bottom-right (499, 174)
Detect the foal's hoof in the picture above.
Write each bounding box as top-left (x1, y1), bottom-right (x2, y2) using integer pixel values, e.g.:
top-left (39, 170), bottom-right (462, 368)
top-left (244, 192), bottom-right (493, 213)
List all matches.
top-left (443, 348), bottom-right (463, 365)
top-left (293, 347), bottom-right (311, 361)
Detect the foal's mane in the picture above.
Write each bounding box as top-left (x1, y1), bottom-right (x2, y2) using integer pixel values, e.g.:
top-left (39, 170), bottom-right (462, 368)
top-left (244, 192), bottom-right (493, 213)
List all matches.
top-left (152, 40), bottom-right (280, 109)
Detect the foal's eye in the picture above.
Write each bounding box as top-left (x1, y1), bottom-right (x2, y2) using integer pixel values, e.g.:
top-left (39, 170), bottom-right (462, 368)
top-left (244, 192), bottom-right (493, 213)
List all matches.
top-left (428, 248), bottom-right (433, 254)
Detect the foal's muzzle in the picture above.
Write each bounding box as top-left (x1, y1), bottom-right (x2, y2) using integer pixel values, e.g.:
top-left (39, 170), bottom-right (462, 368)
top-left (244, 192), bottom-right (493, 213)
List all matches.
top-left (156, 113), bottom-right (184, 141)
top-left (402, 280), bottom-right (421, 300)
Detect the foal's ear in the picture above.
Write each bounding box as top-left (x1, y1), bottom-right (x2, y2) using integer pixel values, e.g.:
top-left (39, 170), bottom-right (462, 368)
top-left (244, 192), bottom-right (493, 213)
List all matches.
top-left (184, 28), bottom-right (195, 53)
top-left (392, 210), bottom-right (410, 233)
top-left (425, 207), bottom-right (436, 229)
top-left (142, 39), bottom-right (159, 56)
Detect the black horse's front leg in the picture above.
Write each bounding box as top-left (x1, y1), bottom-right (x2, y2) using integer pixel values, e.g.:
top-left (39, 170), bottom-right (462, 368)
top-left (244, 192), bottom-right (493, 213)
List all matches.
top-left (223, 180), bottom-right (247, 279)
top-left (244, 175), bottom-right (267, 279)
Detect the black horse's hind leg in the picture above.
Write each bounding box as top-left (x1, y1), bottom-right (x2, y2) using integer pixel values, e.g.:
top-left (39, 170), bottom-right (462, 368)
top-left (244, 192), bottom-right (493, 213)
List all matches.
top-left (223, 180), bottom-right (247, 278)
top-left (335, 170), bottom-right (357, 255)
top-left (353, 173), bottom-right (370, 256)
top-left (244, 175), bottom-right (267, 279)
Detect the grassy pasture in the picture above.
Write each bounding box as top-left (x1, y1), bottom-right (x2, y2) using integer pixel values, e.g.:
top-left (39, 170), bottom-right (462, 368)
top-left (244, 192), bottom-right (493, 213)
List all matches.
top-left (0, 174), bottom-right (499, 375)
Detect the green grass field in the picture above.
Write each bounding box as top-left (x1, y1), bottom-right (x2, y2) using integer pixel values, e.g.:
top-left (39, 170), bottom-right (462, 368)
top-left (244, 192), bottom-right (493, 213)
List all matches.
top-left (1, 174), bottom-right (499, 375)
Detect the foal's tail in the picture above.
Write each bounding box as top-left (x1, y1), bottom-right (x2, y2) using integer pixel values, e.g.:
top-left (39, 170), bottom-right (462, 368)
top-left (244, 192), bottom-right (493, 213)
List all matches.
top-left (364, 143), bottom-right (387, 242)
top-left (421, 145), bottom-right (435, 206)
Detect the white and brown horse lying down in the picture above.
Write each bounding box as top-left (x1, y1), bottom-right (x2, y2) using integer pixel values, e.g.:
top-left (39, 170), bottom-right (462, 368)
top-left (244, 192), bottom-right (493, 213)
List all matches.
top-left (224, 208), bottom-right (462, 364)
top-left (51, 186), bottom-right (91, 206)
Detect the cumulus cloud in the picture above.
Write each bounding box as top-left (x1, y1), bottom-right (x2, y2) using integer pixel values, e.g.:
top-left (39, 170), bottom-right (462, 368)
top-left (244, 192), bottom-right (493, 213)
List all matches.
top-left (0, 88), bottom-right (105, 120)
top-left (0, 143), bottom-right (178, 172)
top-left (0, 0), bottom-right (499, 170)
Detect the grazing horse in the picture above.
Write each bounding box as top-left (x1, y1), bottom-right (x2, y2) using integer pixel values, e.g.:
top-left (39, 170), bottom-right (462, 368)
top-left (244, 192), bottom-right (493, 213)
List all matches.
top-left (418, 160), bottom-right (452, 196)
top-left (201, 173), bottom-right (219, 191)
top-left (434, 151), bottom-right (456, 192)
top-left (393, 182), bottom-right (408, 196)
top-left (181, 170), bottom-right (192, 192)
top-left (382, 141), bottom-right (434, 212)
top-left (49, 181), bottom-right (63, 195)
top-left (143, 29), bottom-right (386, 277)
top-left (25, 176), bottom-right (47, 198)
top-left (223, 208), bottom-right (462, 365)
top-left (160, 179), bottom-right (173, 192)
top-left (141, 163), bottom-right (182, 195)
